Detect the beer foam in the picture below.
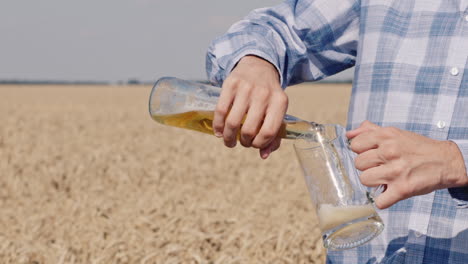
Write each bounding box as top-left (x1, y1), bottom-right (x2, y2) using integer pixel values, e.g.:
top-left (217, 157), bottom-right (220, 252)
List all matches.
top-left (317, 204), bottom-right (376, 231)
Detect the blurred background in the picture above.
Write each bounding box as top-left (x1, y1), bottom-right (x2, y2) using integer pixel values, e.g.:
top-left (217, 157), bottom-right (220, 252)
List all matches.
top-left (0, 1), bottom-right (353, 263)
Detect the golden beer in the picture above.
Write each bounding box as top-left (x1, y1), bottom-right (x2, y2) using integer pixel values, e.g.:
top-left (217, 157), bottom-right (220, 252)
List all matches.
top-left (151, 110), bottom-right (319, 139)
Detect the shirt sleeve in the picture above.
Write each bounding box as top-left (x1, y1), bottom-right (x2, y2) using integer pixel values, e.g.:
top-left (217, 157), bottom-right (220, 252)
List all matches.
top-left (206, 0), bottom-right (361, 88)
top-left (451, 140), bottom-right (468, 177)
top-left (448, 140), bottom-right (468, 207)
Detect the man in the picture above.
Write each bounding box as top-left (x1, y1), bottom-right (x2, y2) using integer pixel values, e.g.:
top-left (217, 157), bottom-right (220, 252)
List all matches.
top-left (206, 0), bottom-right (468, 263)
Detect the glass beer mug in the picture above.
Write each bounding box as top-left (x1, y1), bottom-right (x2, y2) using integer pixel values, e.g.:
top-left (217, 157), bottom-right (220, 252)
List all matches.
top-left (294, 125), bottom-right (384, 250)
top-left (149, 77), bottom-right (384, 250)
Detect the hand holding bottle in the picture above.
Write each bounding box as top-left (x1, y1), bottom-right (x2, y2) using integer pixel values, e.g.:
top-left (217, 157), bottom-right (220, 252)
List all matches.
top-left (213, 55), bottom-right (288, 159)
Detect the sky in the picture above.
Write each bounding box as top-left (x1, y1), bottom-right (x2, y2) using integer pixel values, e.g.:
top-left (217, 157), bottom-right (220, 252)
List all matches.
top-left (0, 0), bottom-right (353, 83)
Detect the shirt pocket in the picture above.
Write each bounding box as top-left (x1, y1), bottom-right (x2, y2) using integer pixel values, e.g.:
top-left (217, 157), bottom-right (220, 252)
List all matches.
top-left (448, 187), bottom-right (468, 209)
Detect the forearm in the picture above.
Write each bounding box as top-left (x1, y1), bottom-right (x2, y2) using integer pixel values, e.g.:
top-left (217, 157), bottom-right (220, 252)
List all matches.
top-left (206, 0), bottom-right (360, 88)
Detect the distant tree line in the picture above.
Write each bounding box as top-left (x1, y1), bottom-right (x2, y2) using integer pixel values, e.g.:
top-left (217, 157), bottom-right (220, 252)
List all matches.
top-left (0, 79), bottom-right (110, 85)
top-left (0, 78), bottom-right (352, 86)
top-left (0, 79), bottom-right (151, 85)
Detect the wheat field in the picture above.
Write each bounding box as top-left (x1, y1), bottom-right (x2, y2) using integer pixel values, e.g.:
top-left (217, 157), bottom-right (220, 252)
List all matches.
top-left (0, 83), bottom-right (351, 263)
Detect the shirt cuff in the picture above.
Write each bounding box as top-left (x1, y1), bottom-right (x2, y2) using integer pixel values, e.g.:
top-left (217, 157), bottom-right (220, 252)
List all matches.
top-left (449, 140), bottom-right (468, 207)
top-left (451, 140), bottom-right (468, 176)
top-left (206, 28), bottom-right (287, 88)
top-left (223, 49), bottom-right (284, 89)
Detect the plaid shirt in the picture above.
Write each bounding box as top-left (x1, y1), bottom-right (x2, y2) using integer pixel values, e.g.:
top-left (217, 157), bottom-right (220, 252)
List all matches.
top-left (206, 0), bottom-right (468, 263)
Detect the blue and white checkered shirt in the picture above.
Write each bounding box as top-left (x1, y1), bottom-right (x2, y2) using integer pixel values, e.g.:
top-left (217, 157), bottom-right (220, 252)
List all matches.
top-left (206, 0), bottom-right (468, 263)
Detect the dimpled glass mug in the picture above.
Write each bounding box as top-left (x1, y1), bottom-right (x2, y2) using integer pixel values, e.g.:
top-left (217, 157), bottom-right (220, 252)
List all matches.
top-left (294, 124), bottom-right (384, 250)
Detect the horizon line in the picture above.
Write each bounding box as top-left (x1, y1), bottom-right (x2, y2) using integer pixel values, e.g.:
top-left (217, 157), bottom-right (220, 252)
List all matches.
top-left (0, 78), bottom-right (352, 85)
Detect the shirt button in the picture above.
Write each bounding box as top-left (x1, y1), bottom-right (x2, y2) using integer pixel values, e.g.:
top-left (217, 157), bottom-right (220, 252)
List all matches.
top-left (437, 120), bottom-right (446, 129)
top-left (415, 231), bottom-right (423, 238)
top-left (450, 67), bottom-right (459, 76)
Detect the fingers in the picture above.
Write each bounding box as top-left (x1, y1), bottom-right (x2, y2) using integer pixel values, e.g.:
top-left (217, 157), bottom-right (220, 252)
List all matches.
top-left (240, 102), bottom-right (266, 147)
top-left (214, 80), bottom-right (286, 152)
top-left (346, 120), bottom-right (379, 139)
top-left (213, 79), bottom-right (236, 137)
top-left (214, 55), bottom-right (286, 156)
top-left (350, 130), bottom-right (380, 154)
top-left (359, 164), bottom-right (405, 209)
top-left (251, 93), bottom-right (288, 150)
top-left (359, 165), bottom-right (389, 188)
top-left (355, 149), bottom-right (383, 171)
top-left (259, 137), bottom-right (282, 159)
top-left (223, 90), bottom-right (249, 148)
top-left (374, 187), bottom-right (401, 209)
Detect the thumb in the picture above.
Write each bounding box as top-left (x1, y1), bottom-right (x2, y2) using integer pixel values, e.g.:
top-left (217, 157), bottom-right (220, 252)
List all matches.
top-left (346, 120), bottom-right (380, 139)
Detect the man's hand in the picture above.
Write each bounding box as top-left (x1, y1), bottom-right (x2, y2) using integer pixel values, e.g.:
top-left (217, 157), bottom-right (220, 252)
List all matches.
top-left (213, 55), bottom-right (288, 159)
top-left (347, 121), bottom-right (468, 209)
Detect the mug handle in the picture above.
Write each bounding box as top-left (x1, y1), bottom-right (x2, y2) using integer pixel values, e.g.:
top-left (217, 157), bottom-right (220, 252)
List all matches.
top-left (368, 184), bottom-right (385, 203)
top-left (346, 138), bottom-right (385, 203)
